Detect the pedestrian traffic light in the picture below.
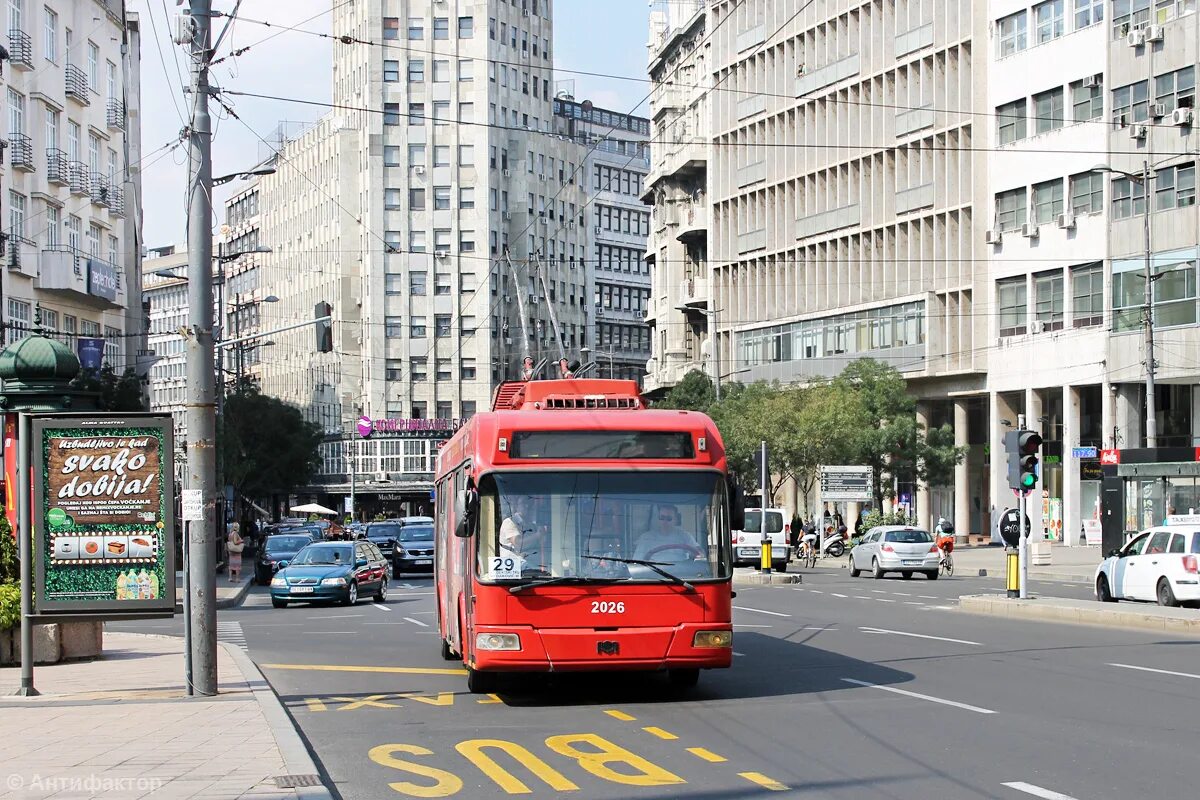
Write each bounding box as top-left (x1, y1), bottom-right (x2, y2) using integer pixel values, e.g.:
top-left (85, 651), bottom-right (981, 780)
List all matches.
top-left (1005, 429), bottom-right (1042, 491)
top-left (314, 301), bottom-right (333, 353)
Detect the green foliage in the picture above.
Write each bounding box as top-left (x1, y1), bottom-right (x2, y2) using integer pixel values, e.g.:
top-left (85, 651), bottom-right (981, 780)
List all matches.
top-left (860, 509), bottom-right (917, 532)
top-left (0, 583), bottom-right (19, 630)
top-left (655, 370), bottom-right (716, 412)
top-left (219, 382), bottom-right (325, 500)
top-left (0, 518), bottom-right (16, 584)
top-left (70, 365), bottom-right (148, 412)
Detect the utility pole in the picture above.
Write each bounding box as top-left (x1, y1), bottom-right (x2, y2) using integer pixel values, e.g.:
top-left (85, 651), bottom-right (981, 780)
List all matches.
top-left (183, 0), bottom-right (218, 696)
top-left (1142, 157), bottom-right (1157, 448)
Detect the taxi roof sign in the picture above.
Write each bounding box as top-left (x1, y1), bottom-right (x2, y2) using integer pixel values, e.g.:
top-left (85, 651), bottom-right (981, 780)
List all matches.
top-left (1167, 514), bottom-right (1200, 526)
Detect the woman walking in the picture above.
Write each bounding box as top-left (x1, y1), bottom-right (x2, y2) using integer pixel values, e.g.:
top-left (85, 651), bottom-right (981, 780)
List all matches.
top-left (227, 522), bottom-right (245, 582)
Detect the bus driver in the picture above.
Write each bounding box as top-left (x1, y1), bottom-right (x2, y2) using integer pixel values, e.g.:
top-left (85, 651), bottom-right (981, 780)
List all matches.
top-left (633, 504), bottom-right (699, 561)
top-left (499, 496), bottom-right (548, 572)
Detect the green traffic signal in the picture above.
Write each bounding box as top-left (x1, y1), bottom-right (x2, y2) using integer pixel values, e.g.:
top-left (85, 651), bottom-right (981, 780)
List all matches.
top-left (1021, 473), bottom-right (1036, 488)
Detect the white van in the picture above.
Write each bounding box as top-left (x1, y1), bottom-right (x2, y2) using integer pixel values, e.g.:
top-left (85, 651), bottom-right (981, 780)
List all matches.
top-left (734, 508), bottom-right (790, 570)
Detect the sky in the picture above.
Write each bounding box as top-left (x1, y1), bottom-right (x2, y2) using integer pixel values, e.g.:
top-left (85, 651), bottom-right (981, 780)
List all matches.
top-left (135, 0), bottom-right (651, 248)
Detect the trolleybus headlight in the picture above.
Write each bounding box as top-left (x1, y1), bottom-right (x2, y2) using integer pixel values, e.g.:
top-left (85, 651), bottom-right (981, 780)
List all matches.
top-left (476, 633), bottom-right (522, 651)
top-left (693, 630), bottom-right (733, 648)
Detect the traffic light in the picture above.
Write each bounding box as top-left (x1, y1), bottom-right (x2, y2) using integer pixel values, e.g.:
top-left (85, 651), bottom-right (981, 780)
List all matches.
top-left (1005, 429), bottom-right (1042, 491)
top-left (314, 301), bottom-right (333, 353)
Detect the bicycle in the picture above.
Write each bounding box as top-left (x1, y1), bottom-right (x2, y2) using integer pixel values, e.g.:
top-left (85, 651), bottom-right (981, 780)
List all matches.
top-left (804, 540), bottom-right (818, 569)
top-left (939, 546), bottom-right (954, 576)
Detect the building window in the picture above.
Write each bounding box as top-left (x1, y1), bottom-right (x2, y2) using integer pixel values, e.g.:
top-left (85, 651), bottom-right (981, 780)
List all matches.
top-left (404, 17), bottom-right (420, 39)
top-left (65, 214), bottom-right (80, 250)
top-left (407, 59), bottom-right (423, 83)
top-left (385, 188), bottom-right (402, 209)
top-left (408, 144), bottom-right (425, 166)
top-left (1113, 259), bottom-right (1197, 331)
top-left (383, 59), bottom-right (400, 82)
top-left (1074, 0), bottom-right (1103, 29)
top-left (409, 230), bottom-right (426, 252)
top-left (385, 274), bottom-right (403, 295)
top-left (1155, 164), bottom-right (1196, 210)
top-left (433, 186), bottom-right (451, 210)
top-left (995, 187), bottom-right (1028, 232)
top-left (384, 316), bottom-right (404, 337)
top-left (458, 59), bottom-right (473, 82)
top-left (459, 187), bottom-right (475, 209)
top-left (1155, 66), bottom-right (1195, 114)
top-left (458, 145), bottom-right (474, 166)
top-left (411, 358), bottom-right (427, 381)
top-left (433, 229), bottom-right (451, 252)
top-left (8, 191), bottom-right (25, 241)
top-left (458, 102), bottom-right (474, 123)
top-left (385, 358), bottom-right (403, 381)
top-left (457, 16), bottom-right (473, 38)
top-left (1033, 88), bottom-right (1064, 134)
top-left (435, 315), bottom-right (451, 337)
top-left (433, 17), bottom-right (449, 40)
top-left (384, 145), bottom-right (401, 166)
top-left (6, 299), bottom-right (30, 343)
top-left (1071, 262), bottom-right (1103, 328)
top-left (437, 401), bottom-right (453, 420)
top-left (1033, 178), bottom-right (1064, 224)
top-left (86, 41), bottom-right (98, 89)
top-left (43, 6), bottom-right (56, 61)
top-left (409, 187), bottom-right (426, 210)
top-left (998, 11), bottom-right (1028, 57)
top-left (434, 273), bottom-right (451, 295)
top-left (1034, 0), bottom-right (1065, 43)
top-left (1112, 176), bottom-right (1147, 220)
top-left (410, 271), bottom-right (428, 295)
top-left (408, 102), bottom-right (427, 125)
top-left (411, 321), bottom-right (427, 338)
top-left (431, 59), bottom-right (449, 83)
top-left (997, 99), bottom-right (1027, 144)
top-left (461, 361), bottom-right (476, 380)
top-left (384, 103), bottom-right (400, 125)
top-left (1071, 79), bottom-right (1103, 121)
top-left (433, 145), bottom-right (450, 167)
top-left (1112, 80), bottom-right (1149, 123)
top-left (1070, 170), bottom-right (1104, 215)
top-left (45, 204), bottom-right (58, 247)
top-left (459, 230), bottom-right (475, 252)
top-left (1034, 271), bottom-right (1065, 332)
top-left (384, 230), bottom-right (402, 253)
top-left (998, 277), bottom-right (1028, 337)
top-left (1112, 0), bottom-right (1150, 38)
top-left (433, 101), bottom-right (450, 124)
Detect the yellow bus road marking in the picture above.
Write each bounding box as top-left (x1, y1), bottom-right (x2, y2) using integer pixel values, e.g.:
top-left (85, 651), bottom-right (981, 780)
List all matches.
top-left (303, 698), bottom-right (328, 712)
top-left (604, 710), bottom-right (636, 721)
top-left (477, 693), bottom-right (503, 704)
top-left (739, 772), bottom-right (789, 791)
top-left (686, 747), bottom-right (727, 763)
top-left (262, 663), bottom-right (468, 676)
top-left (331, 695), bottom-right (401, 710)
top-left (642, 726), bottom-right (678, 740)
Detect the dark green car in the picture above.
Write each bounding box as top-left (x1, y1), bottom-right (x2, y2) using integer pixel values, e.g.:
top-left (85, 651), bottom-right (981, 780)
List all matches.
top-left (269, 541), bottom-right (389, 608)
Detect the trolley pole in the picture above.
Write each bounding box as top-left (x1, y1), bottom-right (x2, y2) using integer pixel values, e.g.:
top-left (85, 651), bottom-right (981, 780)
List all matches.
top-left (183, 0), bottom-right (218, 696)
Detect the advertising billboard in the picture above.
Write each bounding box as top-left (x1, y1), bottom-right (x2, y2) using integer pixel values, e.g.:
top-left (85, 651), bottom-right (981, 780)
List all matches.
top-left (33, 414), bottom-right (176, 614)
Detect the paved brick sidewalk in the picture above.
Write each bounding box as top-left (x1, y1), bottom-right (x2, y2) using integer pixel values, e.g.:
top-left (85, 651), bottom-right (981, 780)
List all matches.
top-left (0, 633), bottom-right (330, 799)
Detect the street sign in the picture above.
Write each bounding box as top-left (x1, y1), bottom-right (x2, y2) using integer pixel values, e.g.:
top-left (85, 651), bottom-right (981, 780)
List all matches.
top-left (182, 489), bottom-right (204, 522)
top-left (998, 507), bottom-right (1032, 547)
top-left (1071, 447), bottom-right (1098, 459)
top-left (819, 466), bottom-right (873, 501)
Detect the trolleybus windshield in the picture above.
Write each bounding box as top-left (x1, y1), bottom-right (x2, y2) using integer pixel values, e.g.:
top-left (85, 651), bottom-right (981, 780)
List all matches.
top-left (477, 471), bottom-right (731, 584)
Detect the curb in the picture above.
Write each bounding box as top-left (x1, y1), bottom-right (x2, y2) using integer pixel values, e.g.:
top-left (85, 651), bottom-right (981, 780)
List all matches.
top-left (221, 642), bottom-right (336, 800)
top-left (1030, 571), bottom-right (1093, 584)
top-left (217, 578), bottom-right (254, 610)
top-left (957, 594), bottom-right (1200, 636)
top-left (734, 572), bottom-right (802, 585)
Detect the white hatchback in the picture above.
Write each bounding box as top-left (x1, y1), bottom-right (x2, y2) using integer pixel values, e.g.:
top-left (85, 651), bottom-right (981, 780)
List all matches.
top-left (1095, 527), bottom-right (1200, 606)
top-left (849, 526), bottom-right (941, 580)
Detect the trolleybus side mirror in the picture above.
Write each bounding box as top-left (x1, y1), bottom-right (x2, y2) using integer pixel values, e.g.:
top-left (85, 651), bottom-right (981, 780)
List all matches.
top-left (455, 488), bottom-right (479, 538)
top-left (728, 479), bottom-right (746, 531)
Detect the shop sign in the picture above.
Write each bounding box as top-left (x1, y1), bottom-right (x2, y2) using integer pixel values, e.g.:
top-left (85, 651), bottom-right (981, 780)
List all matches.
top-left (356, 415), bottom-right (462, 439)
top-left (33, 414), bottom-right (177, 614)
top-left (1072, 447), bottom-right (1098, 459)
top-left (1100, 449), bottom-right (1120, 465)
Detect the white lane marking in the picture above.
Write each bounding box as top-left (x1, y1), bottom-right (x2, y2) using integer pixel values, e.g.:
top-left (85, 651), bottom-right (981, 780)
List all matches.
top-left (391, 591), bottom-right (436, 596)
top-left (372, 603), bottom-right (391, 612)
top-left (733, 651), bottom-right (746, 656)
top-left (859, 627), bottom-right (982, 646)
top-left (403, 616), bottom-right (429, 627)
top-left (918, 595), bottom-right (938, 599)
top-left (1002, 781), bottom-right (1080, 800)
top-left (732, 605), bottom-right (792, 618)
top-left (307, 614), bottom-right (364, 620)
top-left (363, 622), bottom-right (408, 626)
top-left (874, 598), bottom-right (895, 603)
top-left (736, 623), bottom-right (773, 628)
top-left (853, 595), bottom-right (872, 600)
top-left (871, 590), bottom-right (888, 594)
top-left (793, 587), bottom-right (806, 591)
top-left (904, 602), bottom-right (923, 606)
top-left (808, 590), bottom-right (823, 594)
top-left (841, 678), bottom-right (995, 714)
top-left (307, 631), bottom-right (355, 635)
top-left (928, 605), bottom-right (955, 611)
top-left (831, 593), bottom-right (848, 598)
top-left (892, 592), bottom-right (912, 597)
top-left (1110, 662), bottom-right (1200, 681)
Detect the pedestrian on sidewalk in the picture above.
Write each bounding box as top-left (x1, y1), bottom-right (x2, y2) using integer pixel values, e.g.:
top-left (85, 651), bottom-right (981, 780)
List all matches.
top-left (227, 523), bottom-right (245, 583)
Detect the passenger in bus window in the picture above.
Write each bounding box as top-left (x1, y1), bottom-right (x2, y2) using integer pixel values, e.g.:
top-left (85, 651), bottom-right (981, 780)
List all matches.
top-left (633, 504), bottom-right (700, 562)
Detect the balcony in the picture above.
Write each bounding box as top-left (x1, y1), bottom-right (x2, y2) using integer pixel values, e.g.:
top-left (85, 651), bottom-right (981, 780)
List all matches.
top-left (67, 161), bottom-right (90, 195)
top-left (676, 201), bottom-right (707, 243)
top-left (5, 237), bottom-right (36, 278)
top-left (7, 29), bottom-right (32, 70)
top-left (678, 275), bottom-right (709, 308)
top-left (46, 149), bottom-right (69, 185)
top-left (65, 64), bottom-right (90, 105)
top-left (90, 173), bottom-right (111, 207)
top-left (8, 133), bottom-right (34, 172)
top-left (36, 246), bottom-right (126, 309)
top-left (107, 184), bottom-right (125, 217)
top-left (106, 100), bottom-right (126, 131)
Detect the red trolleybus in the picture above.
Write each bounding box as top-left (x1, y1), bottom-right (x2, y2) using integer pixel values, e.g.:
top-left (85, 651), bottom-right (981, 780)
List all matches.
top-left (434, 378), bottom-right (743, 693)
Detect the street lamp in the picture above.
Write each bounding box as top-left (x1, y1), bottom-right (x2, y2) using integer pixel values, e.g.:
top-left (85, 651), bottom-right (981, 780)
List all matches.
top-left (1091, 156), bottom-right (1195, 448)
top-left (675, 305), bottom-right (722, 401)
top-left (212, 166), bottom-right (277, 187)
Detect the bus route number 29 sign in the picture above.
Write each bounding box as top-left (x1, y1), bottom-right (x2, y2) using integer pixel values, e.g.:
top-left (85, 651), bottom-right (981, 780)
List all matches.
top-left (32, 414), bottom-right (177, 615)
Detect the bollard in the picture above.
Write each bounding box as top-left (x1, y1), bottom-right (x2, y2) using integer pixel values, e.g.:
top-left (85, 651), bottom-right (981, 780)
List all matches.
top-left (1006, 547), bottom-right (1020, 598)
top-left (761, 536), bottom-right (772, 575)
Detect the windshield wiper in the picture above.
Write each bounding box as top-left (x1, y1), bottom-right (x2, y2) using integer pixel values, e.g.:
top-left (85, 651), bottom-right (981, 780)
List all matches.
top-left (582, 555), bottom-right (695, 593)
top-left (509, 576), bottom-right (627, 594)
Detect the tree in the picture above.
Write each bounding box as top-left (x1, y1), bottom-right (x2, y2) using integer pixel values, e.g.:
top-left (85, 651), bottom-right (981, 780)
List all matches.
top-left (790, 384), bottom-right (870, 516)
top-left (0, 517), bottom-right (16, 584)
top-left (70, 365), bottom-right (147, 412)
top-left (655, 370), bottom-right (716, 412)
top-left (218, 382), bottom-right (325, 502)
top-left (833, 358), bottom-right (966, 508)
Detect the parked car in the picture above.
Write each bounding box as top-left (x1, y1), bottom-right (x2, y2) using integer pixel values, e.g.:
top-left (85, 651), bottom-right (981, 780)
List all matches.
top-left (849, 526), bottom-right (940, 580)
top-left (1095, 526), bottom-right (1200, 606)
top-left (269, 541), bottom-right (389, 608)
top-left (733, 508), bottom-right (790, 570)
top-left (255, 531), bottom-right (322, 585)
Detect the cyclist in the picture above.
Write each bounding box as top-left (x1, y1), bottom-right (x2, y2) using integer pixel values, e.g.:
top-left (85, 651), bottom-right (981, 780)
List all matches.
top-left (935, 517), bottom-right (955, 574)
top-left (799, 521), bottom-right (818, 565)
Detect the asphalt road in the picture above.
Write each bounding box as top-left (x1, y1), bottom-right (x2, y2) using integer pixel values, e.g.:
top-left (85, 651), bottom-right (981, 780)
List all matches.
top-left (116, 566), bottom-right (1200, 799)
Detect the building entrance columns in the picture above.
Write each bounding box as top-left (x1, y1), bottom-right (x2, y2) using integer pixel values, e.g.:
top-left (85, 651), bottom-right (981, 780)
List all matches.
top-left (954, 398), bottom-right (970, 544)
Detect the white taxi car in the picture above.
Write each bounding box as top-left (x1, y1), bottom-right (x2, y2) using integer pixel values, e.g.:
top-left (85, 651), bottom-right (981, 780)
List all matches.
top-left (1095, 525), bottom-right (1200, 607)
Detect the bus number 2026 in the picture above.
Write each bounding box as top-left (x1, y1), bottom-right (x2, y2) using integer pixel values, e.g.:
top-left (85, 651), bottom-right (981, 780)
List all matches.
top-left (591, 601), bottom-right (625, 614)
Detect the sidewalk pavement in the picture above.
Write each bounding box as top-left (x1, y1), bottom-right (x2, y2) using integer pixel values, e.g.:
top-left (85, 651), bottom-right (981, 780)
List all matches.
top-left (175, 573), bottom-right (254, 611)
top-left (0, 632), bottom-right (331, 800)
top-left (960, 593), bottom-right (1200, 636)
top-left (950, 543), bottom-right (1102, 583)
